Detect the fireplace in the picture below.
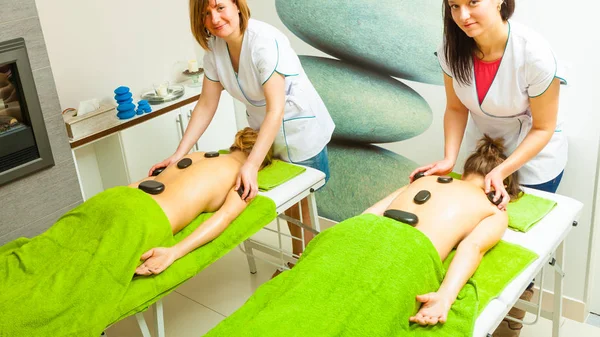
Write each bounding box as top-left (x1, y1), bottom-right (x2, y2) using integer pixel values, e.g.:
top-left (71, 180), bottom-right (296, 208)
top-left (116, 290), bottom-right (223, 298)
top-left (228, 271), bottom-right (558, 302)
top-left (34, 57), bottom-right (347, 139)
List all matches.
top-left (0, 38), bottom-right (54, 186)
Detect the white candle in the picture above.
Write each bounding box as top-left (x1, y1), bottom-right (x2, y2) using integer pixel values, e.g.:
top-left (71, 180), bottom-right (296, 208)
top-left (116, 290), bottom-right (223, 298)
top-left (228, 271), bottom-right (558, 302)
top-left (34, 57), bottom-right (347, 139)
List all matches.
top-left (188, 60), bottom-right (199, 73)
top-left (156, 84), bottom-right (168, 97)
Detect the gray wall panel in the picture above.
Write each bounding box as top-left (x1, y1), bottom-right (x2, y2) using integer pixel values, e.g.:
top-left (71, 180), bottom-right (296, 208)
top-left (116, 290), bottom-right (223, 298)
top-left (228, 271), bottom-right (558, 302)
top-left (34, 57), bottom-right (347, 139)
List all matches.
top-left (0, 0), bottom-right (37, 24)
top-left (0, 3), bottom-right (83, 244)
top-left (0, 201), bottom-right (82, 245)
top-left (0, 17), bottom-right (50, 71)
top-left (0, 161), bottom-right (81, 235)
top-left (34, 67), bottom-right (72, 164)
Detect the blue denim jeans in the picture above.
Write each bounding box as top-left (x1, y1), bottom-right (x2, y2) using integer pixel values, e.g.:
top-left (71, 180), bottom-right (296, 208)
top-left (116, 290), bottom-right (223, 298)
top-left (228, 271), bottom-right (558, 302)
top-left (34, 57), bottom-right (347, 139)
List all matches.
top-left (521, 170), bottom-right (564, 193)
top-left (294, 146), bottom-right (330, 186)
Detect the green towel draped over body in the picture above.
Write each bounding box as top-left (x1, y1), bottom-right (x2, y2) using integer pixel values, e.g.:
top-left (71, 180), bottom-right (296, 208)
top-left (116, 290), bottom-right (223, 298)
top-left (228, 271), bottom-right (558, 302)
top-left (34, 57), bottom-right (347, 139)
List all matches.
top-left (204, 214), bottom-right (539, 337)
top-left (0, 186), bottom-right (276, 337)
top-left (204, 214), bottom-right (479, 337)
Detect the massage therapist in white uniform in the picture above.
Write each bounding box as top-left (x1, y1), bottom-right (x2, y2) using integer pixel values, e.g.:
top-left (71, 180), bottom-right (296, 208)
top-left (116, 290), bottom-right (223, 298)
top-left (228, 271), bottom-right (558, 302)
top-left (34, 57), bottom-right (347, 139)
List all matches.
top-left (150, 0), bottom-right (335, 260)
top-left (409, 1), bottom-right (566, 335)
top-left (411, 0), bottom-right (566, 212)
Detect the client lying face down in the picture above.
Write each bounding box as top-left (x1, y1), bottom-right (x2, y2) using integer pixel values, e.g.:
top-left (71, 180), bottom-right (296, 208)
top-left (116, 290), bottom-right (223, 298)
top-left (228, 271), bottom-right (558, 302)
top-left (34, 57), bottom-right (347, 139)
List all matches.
top-left (363, 135), bottom-right (521, 326)
top-left (131, 127), bottom-right (273, 276)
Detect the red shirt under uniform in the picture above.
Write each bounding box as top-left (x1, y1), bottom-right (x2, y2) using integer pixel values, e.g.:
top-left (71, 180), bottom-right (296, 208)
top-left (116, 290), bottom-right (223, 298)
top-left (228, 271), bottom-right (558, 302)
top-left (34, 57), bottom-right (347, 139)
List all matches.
top-left (473, 55), bottom-right (502, 104)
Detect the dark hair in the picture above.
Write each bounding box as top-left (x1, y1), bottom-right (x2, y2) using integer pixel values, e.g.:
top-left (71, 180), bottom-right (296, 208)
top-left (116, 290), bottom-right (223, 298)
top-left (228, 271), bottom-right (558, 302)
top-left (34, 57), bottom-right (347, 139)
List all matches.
top-left (463, 134), bottom-right (522, 201)
top-left (442, 0), bottom-right (515, 85)
top-left (229, 127), bottom-right (273, 169)
top-left (190, 0), bottom-right (251, 50)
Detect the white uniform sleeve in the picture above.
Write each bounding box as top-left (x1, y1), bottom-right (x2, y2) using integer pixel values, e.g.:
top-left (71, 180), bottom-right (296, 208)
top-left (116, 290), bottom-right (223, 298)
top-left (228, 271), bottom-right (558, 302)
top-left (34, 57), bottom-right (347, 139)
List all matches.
top-left (203, 46), bottom-right (220, 82)
top-left (251, 36), bottom-right (301, 85)
top-left (436, 44), bottom-right (452, 77)
top-left (525, 40), bottom-right (557, 97)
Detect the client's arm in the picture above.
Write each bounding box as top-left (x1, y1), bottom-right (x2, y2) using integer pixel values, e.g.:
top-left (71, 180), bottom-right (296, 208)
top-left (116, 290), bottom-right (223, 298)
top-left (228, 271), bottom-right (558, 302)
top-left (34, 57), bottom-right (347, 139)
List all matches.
top-left (410, 209), bottom-right (508, 325)
top-left (362, 186), bottom-right (407, 216)
top-left (135, 188), bottom-right (247, 276)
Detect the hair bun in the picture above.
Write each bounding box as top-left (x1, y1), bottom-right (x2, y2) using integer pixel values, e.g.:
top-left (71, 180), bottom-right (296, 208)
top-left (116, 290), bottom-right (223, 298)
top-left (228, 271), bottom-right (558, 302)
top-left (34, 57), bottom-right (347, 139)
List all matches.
top-left (229, 127), bottom-right (274, 169)
top-left (476, 134), bottom-right (506, 157)
top-left (231, 127), bottom-right (259, 155)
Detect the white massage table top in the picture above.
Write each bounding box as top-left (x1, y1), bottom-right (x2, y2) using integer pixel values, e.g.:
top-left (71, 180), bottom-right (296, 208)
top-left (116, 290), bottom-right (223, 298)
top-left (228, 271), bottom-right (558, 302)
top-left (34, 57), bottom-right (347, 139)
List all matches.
top-left (473, 188), bottom-right (583, 336)
top-left (259, 165), bottom-right (325, 214)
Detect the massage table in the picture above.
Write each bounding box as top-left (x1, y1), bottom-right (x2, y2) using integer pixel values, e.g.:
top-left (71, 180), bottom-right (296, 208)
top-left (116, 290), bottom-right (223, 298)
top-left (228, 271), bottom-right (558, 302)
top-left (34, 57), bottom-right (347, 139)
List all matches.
top-left (132, 165), bottom-right (326, 337)
top-left (131, 179), bottom-right (580, 337)
top-left (204, 186), bottom-right (582, 337)
top-left (475, 187), bottom-right (582, 337)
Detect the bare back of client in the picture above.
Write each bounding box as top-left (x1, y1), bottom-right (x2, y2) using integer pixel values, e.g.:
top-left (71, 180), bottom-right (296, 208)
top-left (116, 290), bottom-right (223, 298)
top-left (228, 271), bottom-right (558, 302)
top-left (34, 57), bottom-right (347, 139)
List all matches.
top-left (364, 135), bottom-right (521, 326)
top-left (385, 176), bottom-right (497, 261)
top-left (131, 127), bottom-right (274, 276)
top-left (130, 151), bottom-right (244, 233)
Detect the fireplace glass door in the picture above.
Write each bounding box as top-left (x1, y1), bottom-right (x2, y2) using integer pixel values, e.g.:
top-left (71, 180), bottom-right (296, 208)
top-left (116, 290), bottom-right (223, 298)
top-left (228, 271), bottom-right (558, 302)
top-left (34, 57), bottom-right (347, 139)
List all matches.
top-left (0, 38), bottom-right (53, 186)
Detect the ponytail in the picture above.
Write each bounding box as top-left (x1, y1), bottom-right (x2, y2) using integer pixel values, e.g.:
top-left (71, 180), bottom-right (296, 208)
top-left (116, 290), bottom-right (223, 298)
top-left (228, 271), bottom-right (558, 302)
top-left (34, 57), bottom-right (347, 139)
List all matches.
top-left (463, 134), bottom-right (522, 200)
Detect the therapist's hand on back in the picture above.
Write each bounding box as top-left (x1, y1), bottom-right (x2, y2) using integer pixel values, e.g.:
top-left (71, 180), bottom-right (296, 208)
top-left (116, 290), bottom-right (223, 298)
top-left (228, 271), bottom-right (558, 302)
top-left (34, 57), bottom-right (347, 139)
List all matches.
top-left (236, 161), bottom-right (259, 202)
top-left (409, 158), bottom-right (455, 182)
top-left (148, 153), bottom-right (184, 177)
top-left (485, 167), bottom-right (510, 211)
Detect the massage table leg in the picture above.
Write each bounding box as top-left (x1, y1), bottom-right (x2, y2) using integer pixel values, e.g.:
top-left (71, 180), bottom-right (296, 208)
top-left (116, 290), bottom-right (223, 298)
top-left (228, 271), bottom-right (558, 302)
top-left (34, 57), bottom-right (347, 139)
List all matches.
top-left (134, 299), bottom-right (166, 337)
top-left (236, 175), bottom-right (324, 274)
top-left (552, 242), bottom-right (565, 337)
top-left (243, 240), bottom-right (258, 274)
top-left (306, 193), bottom-right (321, 232)
top-left (155, 299), bottom-right (166, 337)
top-left (135, 312), bottom-right (152, 337)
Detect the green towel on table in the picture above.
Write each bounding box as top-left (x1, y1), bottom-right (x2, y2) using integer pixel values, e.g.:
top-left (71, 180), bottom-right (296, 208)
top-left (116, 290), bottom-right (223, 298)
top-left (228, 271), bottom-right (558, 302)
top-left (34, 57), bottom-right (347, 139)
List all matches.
top-left (257, 159), bottom-right (306, 191)
top-left (507, 193), bottom-right (556, 232)
top-left (204, 214), bottom-right (479, 337)
top-left (444, 240), bottom-right (538, 314)
top-left (218, 150), bottom-right (306, 191)
top-left (448, 172), bottom-right (556, 232)
top-left (0, 186), bottom-right (276, 337)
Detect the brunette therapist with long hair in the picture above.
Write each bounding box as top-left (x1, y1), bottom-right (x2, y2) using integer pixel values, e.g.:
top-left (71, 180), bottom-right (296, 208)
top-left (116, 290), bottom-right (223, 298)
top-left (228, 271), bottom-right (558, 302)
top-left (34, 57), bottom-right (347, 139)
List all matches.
top-left (411, 0), bottom-right (566, 210)
top-left (409, 1), bottom-right (566, 336)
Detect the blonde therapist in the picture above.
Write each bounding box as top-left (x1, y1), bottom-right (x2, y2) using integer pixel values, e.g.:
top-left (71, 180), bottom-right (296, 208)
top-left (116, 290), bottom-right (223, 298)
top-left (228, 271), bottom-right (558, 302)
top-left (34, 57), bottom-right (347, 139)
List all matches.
top-left (411, 0), bottom-right (566, 212)
top-left (150, 0), bottom-right (335, 261)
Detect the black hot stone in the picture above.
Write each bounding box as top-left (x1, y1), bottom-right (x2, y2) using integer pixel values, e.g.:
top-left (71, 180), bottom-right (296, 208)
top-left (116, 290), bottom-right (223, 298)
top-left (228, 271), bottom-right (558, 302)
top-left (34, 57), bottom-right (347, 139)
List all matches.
top-left (487, 191), bottom-right (502, 206)
top-left (413, 171), bottom-right (426, 181)
top-left (138, 180), bottom-right (165, 195)
top-left (151, 167), bottom-right (165, 176)
top-left (177, 158), bottom-right (192, 169)
top-left (413, 190), bottom-right (431, 205)
top-left (383, 209), bottom-right (419, 226)
top-left (437, 176), bottom-right (453, 184)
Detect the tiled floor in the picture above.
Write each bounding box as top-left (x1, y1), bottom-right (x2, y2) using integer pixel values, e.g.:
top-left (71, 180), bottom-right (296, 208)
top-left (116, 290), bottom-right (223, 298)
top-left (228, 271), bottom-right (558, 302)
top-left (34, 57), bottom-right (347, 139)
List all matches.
top-left (106, 221), bottom-right (600, 337)
top-left (588, 313), bottom-right (600, 328)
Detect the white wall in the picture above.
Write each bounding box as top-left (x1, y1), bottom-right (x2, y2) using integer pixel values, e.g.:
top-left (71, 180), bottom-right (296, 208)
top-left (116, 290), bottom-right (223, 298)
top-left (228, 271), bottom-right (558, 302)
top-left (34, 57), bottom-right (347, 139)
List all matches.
top-left (35, 0), bottom-right (198, 110)
top-left (509, 0), bottom-right (600, 308)
top-left (248, 0), bottom-right (600, 306)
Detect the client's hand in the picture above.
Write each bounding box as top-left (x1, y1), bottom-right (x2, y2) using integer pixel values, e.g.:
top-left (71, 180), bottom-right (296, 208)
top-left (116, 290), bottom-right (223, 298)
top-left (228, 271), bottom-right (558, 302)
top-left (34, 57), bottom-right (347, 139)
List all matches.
top-left (135, 247), bottom-right (177, 276)
top-left (409, 158), bottom-right (455, 182)
top-left (236, 162), bottom-right (259, 202)
top-left (409, 292), bottom-right (451, 326)
top-left (148, 153), bottom-right (182, 177)
top-left (485, 167), bottom-right (510, 211)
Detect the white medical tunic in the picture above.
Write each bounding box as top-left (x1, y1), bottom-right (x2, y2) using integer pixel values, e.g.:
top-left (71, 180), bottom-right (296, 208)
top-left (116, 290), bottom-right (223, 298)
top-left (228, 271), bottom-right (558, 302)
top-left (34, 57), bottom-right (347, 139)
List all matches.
top-left (438, 21), bottom-right (567, 185)
top-left (203, 19), bottom-right (335, 163)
